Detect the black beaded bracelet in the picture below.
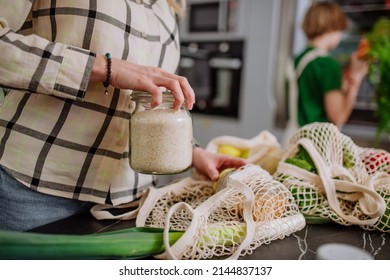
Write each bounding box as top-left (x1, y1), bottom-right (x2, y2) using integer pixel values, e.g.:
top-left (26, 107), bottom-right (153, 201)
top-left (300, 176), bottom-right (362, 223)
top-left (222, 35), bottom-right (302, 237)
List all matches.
top-left (103, 53), bottom-right (111, 95)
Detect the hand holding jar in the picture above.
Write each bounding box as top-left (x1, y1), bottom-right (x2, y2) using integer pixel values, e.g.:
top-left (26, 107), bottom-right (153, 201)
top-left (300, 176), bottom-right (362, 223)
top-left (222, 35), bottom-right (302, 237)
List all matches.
top-left (130, 91), bottom-right (193, 174)
top-left (91, 54), bottom-right (195, 111)
top-left (130, 91), bottom-right (247, 177)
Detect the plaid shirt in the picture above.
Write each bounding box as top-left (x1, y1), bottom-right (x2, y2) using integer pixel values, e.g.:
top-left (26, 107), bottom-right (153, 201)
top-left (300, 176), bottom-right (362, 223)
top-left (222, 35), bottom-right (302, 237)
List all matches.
top-left (0, 0), bottom-right (180, 205)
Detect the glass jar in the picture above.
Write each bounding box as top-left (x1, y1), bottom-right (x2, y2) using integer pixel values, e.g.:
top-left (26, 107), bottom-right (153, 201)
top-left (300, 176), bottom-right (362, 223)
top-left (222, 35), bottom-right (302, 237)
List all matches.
top-left (130, 91), bottom-right (193, 174)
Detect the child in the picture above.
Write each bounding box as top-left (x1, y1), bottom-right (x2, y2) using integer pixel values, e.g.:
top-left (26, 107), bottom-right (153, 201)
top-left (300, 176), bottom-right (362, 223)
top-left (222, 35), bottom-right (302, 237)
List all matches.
top-left (295, 1), bottom-right (368, 128)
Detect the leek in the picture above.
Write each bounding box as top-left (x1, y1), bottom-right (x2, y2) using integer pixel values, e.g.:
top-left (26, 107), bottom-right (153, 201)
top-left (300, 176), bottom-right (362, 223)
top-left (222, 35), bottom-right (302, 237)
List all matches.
top-left (0, 224), bottom-right (252, 259)
top-left (0, 227), bottom-right (183, 260)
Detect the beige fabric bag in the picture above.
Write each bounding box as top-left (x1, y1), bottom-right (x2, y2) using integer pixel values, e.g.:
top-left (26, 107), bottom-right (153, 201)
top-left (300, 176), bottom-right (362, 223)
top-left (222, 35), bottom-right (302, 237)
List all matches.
top-left (205, 131), bottom-right (284, 175)
top-left (136, 164), bottom-right (305, 260)
top-left (275, 122), bottom-right (389, 232)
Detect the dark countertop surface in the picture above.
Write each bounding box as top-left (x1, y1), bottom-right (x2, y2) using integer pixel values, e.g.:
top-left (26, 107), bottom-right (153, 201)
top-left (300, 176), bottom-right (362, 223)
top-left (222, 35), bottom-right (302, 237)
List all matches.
top-left (30, 212), bottom-right (390, 260)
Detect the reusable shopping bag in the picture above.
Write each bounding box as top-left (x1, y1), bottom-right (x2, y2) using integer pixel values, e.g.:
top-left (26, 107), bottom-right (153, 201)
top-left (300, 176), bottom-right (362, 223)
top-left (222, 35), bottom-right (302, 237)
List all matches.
top-left (136, 164), bottom-right (305, 260)
top-left (275, 122), bottom-right (389, 232)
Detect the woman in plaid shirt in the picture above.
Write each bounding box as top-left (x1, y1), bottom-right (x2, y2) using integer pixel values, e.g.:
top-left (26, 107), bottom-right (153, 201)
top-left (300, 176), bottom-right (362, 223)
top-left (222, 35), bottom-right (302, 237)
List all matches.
top-left (0, 0), bottom-right (246, 231)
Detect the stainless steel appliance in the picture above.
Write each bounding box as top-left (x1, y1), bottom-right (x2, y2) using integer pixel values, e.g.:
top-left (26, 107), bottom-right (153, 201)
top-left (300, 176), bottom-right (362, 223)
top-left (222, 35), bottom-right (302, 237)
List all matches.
top-left (180, 0), bottom-right (239, 35)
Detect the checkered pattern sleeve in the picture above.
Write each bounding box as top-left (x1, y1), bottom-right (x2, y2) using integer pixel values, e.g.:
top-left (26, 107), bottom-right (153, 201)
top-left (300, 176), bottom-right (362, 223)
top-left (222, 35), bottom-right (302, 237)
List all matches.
top-left (0, 0), bottom-right (181, 205)
top-left (0, 0), bottom-right (95, 101)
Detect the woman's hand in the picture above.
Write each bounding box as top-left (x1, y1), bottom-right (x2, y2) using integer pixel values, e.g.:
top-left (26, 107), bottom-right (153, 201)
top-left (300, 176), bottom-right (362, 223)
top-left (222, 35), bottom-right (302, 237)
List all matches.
top-left (91, 54), bottom-right (195, 111)
top-left (192, 147), bottom-right (247, 181)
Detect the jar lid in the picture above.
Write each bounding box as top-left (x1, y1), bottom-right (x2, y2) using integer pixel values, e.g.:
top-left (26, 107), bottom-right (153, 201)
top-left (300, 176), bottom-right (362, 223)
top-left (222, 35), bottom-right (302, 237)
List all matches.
top-left (131, 90), bottom-right (175, 103)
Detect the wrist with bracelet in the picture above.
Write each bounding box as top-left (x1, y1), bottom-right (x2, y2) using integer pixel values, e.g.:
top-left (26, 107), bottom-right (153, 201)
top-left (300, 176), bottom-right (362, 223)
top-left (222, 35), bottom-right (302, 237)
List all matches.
top-left (103, 53), bottom-right (111, 95)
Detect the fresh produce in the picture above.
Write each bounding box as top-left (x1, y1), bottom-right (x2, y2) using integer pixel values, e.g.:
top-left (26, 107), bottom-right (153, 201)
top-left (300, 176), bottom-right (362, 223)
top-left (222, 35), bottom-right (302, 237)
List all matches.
top-left (360, 149), bottom-right (390, 174)
top-left (276, 123), bottom-right (389, 231)
top-left (198, 223), bottom-right (246, 247)
top-left (360, 18), bottom-right (390, 139)
top-left (217, 144), bottom-right (248, 158)
top-left (0, 227), bottom-right (183, 260)
top-left (342, 140), bottom-right (356, 169)
top-left (241, 149), bottom-right (249, 159)
top-left (0, 223), bottom-right (262, 259)
top-left (251, 194), bottom-right (287, 222)
top-left (212, 167), bottom-right (236, 193)
top-left (356, 37), bottom-right (370, 60)
top-left (377, 192), bottom-right (390, 232)
top-left (285, 139), bottom-right (356, 173)
top-left (285, 146), bottom-right (317, 173)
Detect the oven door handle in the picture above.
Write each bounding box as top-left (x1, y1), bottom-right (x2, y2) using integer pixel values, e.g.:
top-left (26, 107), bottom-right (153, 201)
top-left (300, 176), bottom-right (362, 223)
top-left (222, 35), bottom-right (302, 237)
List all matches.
top-left (179, 57), bottom-right (196, 68)
top-left (209, 57), bottom-right (242, 69)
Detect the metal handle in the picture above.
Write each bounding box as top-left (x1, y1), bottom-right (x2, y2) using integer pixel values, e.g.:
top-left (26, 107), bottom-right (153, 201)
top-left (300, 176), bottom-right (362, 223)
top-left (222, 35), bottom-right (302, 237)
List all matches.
top-left (209, 57), bottom-right (242, 69)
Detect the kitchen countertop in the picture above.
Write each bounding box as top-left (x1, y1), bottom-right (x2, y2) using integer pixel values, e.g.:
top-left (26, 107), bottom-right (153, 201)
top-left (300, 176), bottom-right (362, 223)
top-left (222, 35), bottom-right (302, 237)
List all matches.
top-left (30, 211), bottom-right (390, 260)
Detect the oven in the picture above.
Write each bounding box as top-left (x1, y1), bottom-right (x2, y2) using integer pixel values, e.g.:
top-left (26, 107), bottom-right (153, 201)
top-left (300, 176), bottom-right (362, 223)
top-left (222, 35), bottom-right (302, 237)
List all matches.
top-left (178, 40), bottom-right (244, 118)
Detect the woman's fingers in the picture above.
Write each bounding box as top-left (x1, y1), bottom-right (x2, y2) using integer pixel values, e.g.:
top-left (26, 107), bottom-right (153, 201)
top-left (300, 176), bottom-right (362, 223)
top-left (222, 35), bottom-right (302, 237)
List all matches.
top-left (109, 60), bottom-right (195, 110)
top-left (154, 76), bottom-right (185, 110)
top-left (170, 74), bottom-right (195, 110)
top-left (154, 69), bottom-right (195, 110)
top-left (143, 84), bottom-right (163, 108)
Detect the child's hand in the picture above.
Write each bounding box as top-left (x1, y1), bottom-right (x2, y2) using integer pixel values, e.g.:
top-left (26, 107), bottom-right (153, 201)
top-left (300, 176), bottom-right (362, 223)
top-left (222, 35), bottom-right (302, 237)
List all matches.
top-left (349, 51), bottom-right (369, 82)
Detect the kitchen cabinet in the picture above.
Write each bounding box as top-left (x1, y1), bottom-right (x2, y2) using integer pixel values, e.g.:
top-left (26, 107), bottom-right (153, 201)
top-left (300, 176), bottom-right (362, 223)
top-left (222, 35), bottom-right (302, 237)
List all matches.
top-left (335, 0), bottom-right (390, 32)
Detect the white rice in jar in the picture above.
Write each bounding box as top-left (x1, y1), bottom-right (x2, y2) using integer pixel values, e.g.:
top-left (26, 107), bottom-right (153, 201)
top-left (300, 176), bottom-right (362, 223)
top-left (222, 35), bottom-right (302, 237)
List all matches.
top-left (130, 108), bottom-right (193, 174)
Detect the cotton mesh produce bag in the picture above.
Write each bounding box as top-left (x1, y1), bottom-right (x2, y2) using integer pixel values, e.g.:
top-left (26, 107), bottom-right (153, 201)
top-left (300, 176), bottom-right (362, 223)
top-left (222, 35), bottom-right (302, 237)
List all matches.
top-left (274, 122), bottom-right (390, 232)
top-left (205, 130), bottom-right (284, 175)
top-left (136, 164), bottom-right (305, 260)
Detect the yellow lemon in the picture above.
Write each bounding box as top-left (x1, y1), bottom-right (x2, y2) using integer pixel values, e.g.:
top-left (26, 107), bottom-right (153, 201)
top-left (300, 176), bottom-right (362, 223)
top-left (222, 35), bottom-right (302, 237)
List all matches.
top-left (241, 149), bottom-right (250, 159)
top-left (217, 144), bottom-right (243, 158)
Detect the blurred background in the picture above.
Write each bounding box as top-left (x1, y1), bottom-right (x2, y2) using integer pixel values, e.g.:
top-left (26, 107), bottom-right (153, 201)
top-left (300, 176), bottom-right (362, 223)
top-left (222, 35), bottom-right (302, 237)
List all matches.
top-left (177, 0), bottom-right (390, 150)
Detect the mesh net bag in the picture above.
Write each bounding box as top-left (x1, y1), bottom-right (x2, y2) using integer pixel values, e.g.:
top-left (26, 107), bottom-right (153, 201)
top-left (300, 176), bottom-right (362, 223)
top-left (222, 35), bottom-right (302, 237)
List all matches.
top-left (136, 164), bottom-right (305, 260)
top-left (274, 122), bottom-right (390, 232)
top-left (205, 130), bottom-right (284, 175)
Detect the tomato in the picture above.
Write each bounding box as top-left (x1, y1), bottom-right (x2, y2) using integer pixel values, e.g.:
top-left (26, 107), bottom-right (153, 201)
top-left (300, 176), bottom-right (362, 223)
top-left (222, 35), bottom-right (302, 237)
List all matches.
top-left (356, 37), bottom-right (370, 60)
top-left (360, 149), bottom-right (390, 174)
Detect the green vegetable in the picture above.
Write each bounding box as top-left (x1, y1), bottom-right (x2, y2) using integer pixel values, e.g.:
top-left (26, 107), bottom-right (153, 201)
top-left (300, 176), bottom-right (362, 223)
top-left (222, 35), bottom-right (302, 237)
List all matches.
top-left (365, 18), bottom-right (390, 139)
top-left (199, 224), bottom-right (246, 247)
top-left (0, 224), bottom-right (254, 259)
top-left (286, 141), bottom-right (356, 172)
top-left (299, 146), bottom-right (316, 170)
top-left (290, 186), bottom-right (320, 211)
top-left (285, 146), bottom-right (317, 173)
top-left (375, 193), bottom-right (390, 231)
top-left (285, 157), bottom-right (313, 172)
top-left (342, 140), bottom-right (356, 169)
top-left (0, 227), bottom-right (183, 260)
top-left (303, 214), bottom-right (333, 224)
